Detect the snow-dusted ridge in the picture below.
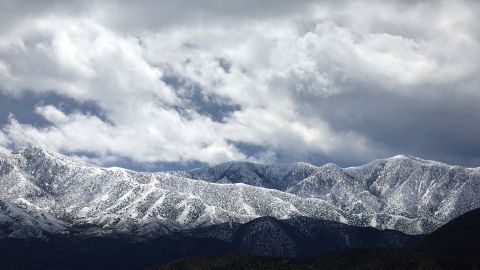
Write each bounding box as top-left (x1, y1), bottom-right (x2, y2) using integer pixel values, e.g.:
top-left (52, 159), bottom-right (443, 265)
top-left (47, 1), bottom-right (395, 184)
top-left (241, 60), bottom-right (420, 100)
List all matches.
top-left (0, 146), bottom-right (479, 240)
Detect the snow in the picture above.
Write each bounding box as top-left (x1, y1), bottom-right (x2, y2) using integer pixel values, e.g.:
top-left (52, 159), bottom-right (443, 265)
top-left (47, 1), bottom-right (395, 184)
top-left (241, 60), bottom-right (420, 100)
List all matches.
top-left (0, 146), bottom-right (479, 240)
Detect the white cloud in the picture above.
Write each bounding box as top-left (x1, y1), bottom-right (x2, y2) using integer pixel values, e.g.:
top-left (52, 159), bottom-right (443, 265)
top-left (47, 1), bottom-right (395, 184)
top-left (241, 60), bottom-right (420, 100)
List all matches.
top-left (4, 105), bottom-right (248, 164)
top-left (0, 0), bottom-right (479, 166)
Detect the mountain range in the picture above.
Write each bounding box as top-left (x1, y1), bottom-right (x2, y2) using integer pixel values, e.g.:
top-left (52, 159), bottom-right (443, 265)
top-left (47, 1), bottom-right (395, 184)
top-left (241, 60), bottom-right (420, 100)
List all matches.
top-left (1, 147), bottom-right (479, 240)
top-left (1, 146), bottom-right (480, 269)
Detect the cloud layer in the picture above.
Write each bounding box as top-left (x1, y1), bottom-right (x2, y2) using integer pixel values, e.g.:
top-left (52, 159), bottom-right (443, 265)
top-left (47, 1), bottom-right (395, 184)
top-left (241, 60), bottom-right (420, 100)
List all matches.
top-left (0, 0), bottom-right (479, 168)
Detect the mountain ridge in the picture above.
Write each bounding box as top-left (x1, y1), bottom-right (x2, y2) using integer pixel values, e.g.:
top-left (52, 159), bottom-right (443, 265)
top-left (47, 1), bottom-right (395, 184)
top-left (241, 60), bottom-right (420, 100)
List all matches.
top-left (0, 146), bottom-right (479, 240)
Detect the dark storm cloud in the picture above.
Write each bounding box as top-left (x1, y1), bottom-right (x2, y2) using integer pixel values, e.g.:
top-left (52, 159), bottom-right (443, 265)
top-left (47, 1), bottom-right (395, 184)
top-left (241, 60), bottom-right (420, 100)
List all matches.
top-left (295, 78), bottom-right (480, 166)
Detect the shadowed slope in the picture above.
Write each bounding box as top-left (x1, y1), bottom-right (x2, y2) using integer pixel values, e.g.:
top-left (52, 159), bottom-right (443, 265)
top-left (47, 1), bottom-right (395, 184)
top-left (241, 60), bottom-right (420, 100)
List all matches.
top-left (149, 208), bottom-right (480, 270)
top-left (0, 216), bottom-right (417, 270)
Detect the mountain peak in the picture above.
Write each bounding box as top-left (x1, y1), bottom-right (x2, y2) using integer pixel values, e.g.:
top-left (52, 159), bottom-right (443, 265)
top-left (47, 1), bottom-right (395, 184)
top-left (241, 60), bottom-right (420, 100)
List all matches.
top-left (383, 154), bottom-right (455, 167)
top-left (390, 154), bottom-right (409, 159)
top-left (13, 146), bottom-right (54, 156)
top-left (13, 146), bottom-right (64, 162)
top-left (186, 160), bottom-right (320, 191)
top-left (321, 162), bottom-right (340, 168)
top-left (8, 146), bottom-right (92, 171)
top-left (20, 146), bottom-right (49, 155)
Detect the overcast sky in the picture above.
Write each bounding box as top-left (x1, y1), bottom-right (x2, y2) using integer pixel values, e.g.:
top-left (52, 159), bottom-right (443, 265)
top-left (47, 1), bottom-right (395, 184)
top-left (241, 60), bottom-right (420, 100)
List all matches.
top-left (0, 0), bottom-right (479, 170)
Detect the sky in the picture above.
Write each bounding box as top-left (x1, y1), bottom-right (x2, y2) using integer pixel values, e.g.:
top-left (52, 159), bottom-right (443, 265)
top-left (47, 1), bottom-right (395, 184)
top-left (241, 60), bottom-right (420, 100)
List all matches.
top-left (0, 0), bottom-right (479, 170)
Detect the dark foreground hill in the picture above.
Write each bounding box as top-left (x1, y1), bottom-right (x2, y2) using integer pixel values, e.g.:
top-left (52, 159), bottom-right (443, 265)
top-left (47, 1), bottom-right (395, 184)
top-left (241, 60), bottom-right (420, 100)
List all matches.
top-left (0, 216), bottom-right (416, 270)
top-left (149, 208), bottom-right (480, 270)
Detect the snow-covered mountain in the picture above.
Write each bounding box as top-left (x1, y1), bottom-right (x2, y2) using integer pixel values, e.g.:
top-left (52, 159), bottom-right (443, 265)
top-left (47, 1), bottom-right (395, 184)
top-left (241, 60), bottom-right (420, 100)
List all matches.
top-left (179, 161), bottom-right (318, 190)
top-left (0, 147), bottom-right (479, 239)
